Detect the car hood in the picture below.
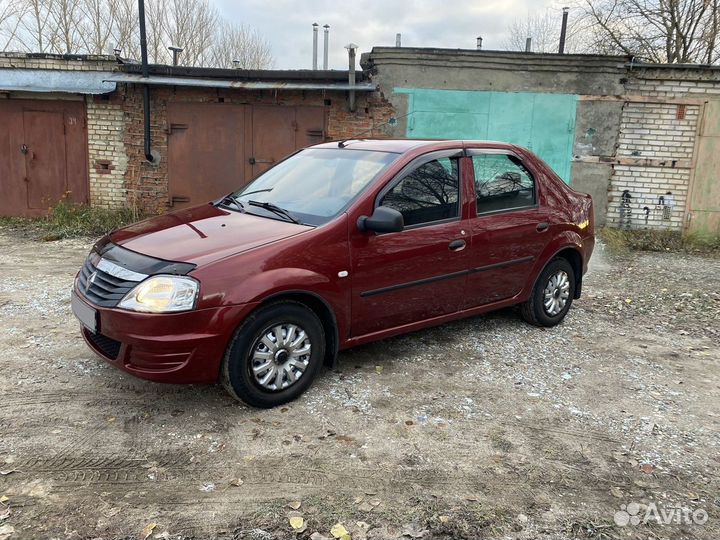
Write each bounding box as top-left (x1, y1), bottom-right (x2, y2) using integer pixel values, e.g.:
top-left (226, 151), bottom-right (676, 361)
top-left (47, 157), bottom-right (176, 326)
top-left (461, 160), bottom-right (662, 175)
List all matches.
top-left (110, 204), bottom-right (313, 267)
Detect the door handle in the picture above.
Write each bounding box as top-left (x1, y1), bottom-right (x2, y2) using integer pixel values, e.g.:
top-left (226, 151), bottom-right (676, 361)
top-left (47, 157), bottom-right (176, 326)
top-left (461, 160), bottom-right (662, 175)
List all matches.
top-left (536, 222), bottom-right (549, 232)
top-left (448, 239), bottom-right (466, 251)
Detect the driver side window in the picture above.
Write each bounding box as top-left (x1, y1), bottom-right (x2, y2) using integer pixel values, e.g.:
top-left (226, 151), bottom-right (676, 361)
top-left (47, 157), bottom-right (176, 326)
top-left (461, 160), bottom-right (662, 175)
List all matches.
top-left (472, 153), bottom-right (535, 214)
top-left (380, 157), bottom-right (459, 227)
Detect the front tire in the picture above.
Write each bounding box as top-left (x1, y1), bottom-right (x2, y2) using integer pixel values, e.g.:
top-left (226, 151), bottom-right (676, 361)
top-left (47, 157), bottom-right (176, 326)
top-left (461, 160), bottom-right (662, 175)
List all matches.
top-left (221, 301), bottom-right (325, 408)
top-left (520, 257), bottom-right (575, 327)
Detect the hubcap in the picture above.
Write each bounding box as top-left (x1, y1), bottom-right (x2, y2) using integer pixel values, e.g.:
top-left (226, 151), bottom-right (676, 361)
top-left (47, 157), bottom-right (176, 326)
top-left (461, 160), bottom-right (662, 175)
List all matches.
top-left (250, 323), bottom-right (311, 391)
top-left (543, 270), bottom-right (570, 316)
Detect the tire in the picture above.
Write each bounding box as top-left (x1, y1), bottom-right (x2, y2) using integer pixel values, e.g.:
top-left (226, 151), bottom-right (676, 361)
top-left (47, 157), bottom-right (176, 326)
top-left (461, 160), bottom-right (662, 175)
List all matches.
top-left (520, 257), bottom-right (575, 327)
top-left (221, 301), bottom-right (325, 408)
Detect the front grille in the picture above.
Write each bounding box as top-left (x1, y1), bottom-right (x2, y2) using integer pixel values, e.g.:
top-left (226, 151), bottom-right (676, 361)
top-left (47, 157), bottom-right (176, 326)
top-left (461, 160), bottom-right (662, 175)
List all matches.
top-left (76, 255), bottom-right (143, 307)
top-left (84, 329), bottom-right (122, 360)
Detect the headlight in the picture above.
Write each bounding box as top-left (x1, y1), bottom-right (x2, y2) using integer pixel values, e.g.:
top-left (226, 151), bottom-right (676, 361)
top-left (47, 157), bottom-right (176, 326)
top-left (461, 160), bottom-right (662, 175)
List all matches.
top-left (118, 275), bottom-right (199, 313)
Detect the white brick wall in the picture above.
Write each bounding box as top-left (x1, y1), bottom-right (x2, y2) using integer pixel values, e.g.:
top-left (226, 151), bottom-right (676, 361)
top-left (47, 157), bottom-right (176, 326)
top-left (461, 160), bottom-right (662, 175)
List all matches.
top-left (617, 102), bottom-right (699, 160)
top-left (627, 76), bottom-right (720, 98)
top-left (86, 96), bottom-right (127, 209)
top-left (607, 165), bottom-right (689, 229)
top-left (0, 52), bottom-right (115, 71)
top-left (608, 74), bottom-right (709, 231)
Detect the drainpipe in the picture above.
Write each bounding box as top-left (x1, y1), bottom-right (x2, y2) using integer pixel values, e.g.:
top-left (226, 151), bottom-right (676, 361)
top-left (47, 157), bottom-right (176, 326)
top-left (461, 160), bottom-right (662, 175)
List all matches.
top-left (312, 23), bottom-right (318, 69)
top-left (323, 25), bottom-right (329, 70)
top-left (345, 43), bottom-right (358, 112)
top-left (138, 0), bottom-right (153, 163)
top-left (558, 7), bottom-right (569, 54)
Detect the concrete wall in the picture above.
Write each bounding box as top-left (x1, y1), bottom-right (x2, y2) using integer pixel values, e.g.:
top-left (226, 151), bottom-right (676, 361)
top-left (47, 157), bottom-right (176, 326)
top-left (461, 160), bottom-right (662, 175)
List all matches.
top-left (362, 48), bottom-right (630, 226)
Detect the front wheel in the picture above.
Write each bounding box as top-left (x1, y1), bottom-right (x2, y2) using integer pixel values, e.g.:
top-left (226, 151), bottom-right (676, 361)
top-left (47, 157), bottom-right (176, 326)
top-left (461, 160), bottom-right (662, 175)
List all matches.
top-left (221, 301), bottom-right (325, 408)
top-left (520, 257), bottom-right (575, 327)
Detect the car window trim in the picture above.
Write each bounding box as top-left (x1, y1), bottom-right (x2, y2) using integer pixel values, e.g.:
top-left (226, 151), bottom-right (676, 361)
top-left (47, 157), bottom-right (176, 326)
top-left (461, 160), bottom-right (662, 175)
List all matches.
top-left (374, 148), bottom-right (464, 231)
top-left (466, 148), bottom-right (538, 215)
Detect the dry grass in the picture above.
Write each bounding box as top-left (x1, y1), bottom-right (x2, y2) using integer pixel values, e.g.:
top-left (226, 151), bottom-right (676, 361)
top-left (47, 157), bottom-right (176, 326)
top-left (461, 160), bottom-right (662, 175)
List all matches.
top-left (599, 227), bottom-right (720, 254)
top-left (0, 200), bottom-right (141, 240)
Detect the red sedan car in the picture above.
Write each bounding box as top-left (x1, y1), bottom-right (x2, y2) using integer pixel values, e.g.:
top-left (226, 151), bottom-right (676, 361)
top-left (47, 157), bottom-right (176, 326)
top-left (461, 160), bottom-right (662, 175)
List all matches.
top-left (72, 140), bottom-right (594, 408)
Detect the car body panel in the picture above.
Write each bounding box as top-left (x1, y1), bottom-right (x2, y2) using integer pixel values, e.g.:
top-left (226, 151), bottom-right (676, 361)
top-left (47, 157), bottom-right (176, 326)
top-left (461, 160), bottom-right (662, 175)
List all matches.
top-left (111, 204), bottom-right (313, 267)
top-left (73, 139), bottom-right (595, 385)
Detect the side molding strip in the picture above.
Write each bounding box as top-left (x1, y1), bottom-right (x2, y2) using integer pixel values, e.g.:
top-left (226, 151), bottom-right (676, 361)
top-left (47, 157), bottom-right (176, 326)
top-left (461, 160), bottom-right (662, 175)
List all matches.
top-left (360, 256), bottom-right (535, 298)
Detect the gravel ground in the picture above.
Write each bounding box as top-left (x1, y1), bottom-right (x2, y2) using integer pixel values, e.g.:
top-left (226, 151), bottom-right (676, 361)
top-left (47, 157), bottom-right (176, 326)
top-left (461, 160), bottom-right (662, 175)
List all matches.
top-left (0, 228), bottom-right (718, 540)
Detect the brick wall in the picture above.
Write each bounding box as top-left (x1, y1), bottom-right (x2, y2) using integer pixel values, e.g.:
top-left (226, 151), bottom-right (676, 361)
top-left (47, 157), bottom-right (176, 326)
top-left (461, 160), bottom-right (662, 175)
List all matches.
top-left (604, 68), bottom-right (720, 231)
top-left (86, 95), bottom-right (128, 208)
top-left (607, 100), bottom-right (700, 230)
top-left (120, 85), bottom-right (395, 214)
top-left (0, 52), bottom-right (115, 70)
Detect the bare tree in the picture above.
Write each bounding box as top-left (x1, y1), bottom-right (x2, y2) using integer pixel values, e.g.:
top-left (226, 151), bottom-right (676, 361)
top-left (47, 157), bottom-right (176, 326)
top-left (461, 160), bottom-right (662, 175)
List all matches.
top-left (210, 20), bottom-right (273, 69)
top-left (78, 0), bottom-right (117, 54)
top-left (575, 0), bottom-right (720, 63)
top-left (0, 0), bottom-right (274, 68)
top-left (163, 0), bottom-right (217, 65)
top-left (111, 0), bottom-right (139, 58)
top-left (144, 0), bottom-right (167, 62)
top-left (503, 10), bottom-right (562, 53)
top-left (10, 0), bottom-right (55, 52)
top-left (0, 0), bottom-right (24, 49)
top-left (49, 0), bottom-right (83, 53)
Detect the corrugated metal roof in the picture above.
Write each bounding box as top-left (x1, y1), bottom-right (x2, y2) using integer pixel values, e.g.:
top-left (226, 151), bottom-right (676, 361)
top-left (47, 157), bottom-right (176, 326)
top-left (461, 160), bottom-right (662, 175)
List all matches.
top-left (104, 72), bottom-right (376, 91)
top-left (0, 69), bottom-right (116, 94)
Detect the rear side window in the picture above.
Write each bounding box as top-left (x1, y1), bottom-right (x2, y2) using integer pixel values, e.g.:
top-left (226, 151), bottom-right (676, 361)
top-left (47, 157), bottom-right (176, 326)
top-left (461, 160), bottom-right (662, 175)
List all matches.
top-left (380, 157), bottom-right (459, 227)
top-left (472, 154), bottom-right (535, 214)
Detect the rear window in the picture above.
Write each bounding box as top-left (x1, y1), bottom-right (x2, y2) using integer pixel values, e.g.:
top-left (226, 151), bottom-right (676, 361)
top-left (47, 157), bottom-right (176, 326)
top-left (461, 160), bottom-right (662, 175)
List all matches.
top-left (472, 154), bottom-right (536, 214)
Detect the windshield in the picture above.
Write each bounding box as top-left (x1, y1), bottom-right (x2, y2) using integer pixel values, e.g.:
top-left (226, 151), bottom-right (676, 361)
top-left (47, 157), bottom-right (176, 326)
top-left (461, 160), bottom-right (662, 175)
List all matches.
top-left (232, 148), bottom-right (399, 225)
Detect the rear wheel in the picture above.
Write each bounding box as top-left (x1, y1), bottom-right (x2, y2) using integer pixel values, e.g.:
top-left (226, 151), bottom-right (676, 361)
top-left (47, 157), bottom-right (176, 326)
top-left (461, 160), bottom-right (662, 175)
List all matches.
top-left (520, 257), bottom-right (575, 327)
top-left (221, 301), bottom-right (325, 408)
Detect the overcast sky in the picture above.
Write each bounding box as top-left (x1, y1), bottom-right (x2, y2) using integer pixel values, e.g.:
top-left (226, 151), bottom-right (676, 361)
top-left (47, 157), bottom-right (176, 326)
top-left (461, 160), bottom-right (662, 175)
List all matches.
top-left (215, 0), bottom-right (558, 70)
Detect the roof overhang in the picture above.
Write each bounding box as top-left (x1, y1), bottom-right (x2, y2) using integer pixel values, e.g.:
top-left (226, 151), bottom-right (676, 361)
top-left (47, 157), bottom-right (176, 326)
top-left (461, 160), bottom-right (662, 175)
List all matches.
top-left (104, 72), bottom-right (376, 91)
top-left (0, 69), bottom-right (116, 94)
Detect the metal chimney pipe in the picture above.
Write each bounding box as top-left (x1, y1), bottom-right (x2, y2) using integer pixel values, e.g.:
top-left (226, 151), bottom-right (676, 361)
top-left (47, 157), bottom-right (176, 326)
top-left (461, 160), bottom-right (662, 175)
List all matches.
top-left (312, 23), bottom-right (318, 69)
top-left (323, 24), bottom-right (329, 70)
top-left (476, 36), bottom-right (483, 50)
top-left (558, 7), bottom-right (569, 54)
top-left (345, 43), bottom-right (358, 112)
top-left (396, 33), bottom-right (401, 47)
top-left (168, 45), bottom-right (183, 66)
top-left (525, 37), bottom-right (532, 52)
top-left (138, 0), bottom-right (153, 163)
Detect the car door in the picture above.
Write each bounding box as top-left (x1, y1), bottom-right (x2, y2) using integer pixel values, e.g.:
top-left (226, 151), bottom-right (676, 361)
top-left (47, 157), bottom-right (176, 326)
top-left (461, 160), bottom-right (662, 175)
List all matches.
top-left (350, 150), bottom-right (470, 337)
top-left (463, 149), bottom-right (552, 309)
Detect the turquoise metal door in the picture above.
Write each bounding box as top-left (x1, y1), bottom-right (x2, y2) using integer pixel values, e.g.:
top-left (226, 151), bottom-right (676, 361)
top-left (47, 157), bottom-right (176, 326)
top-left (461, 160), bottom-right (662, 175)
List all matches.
top-left (396, 88), bottom-right (577, 183)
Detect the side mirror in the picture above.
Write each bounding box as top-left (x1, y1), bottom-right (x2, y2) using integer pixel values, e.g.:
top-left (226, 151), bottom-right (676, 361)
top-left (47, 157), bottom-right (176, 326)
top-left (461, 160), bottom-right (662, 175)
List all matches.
top-left (357, 206), bottom-right (404, 233)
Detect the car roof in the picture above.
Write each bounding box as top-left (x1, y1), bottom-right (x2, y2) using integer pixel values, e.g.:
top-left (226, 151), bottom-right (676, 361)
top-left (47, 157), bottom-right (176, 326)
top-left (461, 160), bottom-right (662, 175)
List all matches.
top-left (310, 139), bottom-right (519, 154)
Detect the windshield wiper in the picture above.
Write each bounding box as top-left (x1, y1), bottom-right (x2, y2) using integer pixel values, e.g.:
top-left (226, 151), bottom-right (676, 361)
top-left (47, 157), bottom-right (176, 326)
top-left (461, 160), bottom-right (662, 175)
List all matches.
top-left (240, 187), bottom-right (274, 197)
top-left (217, 193), bottom-right (245, 212)
top-left (247, 200), bottom-right (300, 224)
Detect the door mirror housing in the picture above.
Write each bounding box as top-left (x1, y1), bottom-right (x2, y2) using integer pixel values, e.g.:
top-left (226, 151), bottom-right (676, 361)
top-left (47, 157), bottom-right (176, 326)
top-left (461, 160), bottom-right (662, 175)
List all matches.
top-left (357, 206), bottom-right (404, 233)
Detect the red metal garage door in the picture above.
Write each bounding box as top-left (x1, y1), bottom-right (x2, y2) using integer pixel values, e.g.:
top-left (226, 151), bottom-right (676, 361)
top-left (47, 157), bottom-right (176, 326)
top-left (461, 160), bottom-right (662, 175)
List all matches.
top-left (0, 100), bottom-right (88, 217)
top-left (167, 103), bottom-right (326, 209)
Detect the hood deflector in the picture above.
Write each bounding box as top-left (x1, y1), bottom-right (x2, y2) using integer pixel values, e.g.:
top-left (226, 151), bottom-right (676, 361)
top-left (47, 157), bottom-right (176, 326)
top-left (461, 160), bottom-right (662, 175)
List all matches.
top-left (94, 236), bottom-right (196, 276)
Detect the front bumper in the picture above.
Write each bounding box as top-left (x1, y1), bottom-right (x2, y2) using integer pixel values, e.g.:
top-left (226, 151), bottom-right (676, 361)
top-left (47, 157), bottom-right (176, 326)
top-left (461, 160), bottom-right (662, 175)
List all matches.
top-left (73, 289), bottom-right (255, 384)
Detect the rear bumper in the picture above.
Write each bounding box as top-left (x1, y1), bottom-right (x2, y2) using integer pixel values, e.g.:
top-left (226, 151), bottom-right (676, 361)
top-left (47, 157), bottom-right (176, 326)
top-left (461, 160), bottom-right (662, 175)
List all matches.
top-left (74, 291), bottom-right (255, 384)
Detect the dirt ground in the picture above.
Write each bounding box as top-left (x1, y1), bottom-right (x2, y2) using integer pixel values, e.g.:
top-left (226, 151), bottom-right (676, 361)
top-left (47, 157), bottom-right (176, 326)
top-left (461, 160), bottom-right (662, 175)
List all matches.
top-left (0, 228), bottom-right (718, 540)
